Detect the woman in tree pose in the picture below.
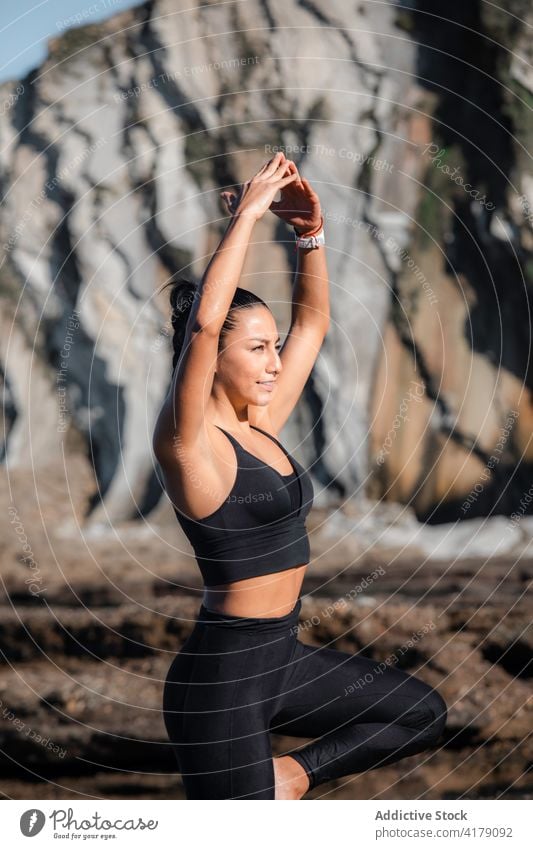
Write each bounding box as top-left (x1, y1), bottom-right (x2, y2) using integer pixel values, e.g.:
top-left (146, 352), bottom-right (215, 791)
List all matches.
top-left (154, 152), bottom-right (447, 799)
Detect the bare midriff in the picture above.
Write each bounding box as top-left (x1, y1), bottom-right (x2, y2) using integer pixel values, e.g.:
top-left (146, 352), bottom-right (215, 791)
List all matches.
top-left (202, 563), bottom-right (308, 617)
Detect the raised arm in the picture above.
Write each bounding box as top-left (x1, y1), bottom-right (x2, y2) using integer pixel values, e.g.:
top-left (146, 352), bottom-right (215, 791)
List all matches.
top-left (255, 163), bottom-right (330, 432)
top-left (153, 153), bottom-right (299, 458)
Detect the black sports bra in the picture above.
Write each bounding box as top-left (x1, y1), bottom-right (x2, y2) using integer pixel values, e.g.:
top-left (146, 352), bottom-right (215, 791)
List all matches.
top-left (172, 424), bottom-right (314, 587)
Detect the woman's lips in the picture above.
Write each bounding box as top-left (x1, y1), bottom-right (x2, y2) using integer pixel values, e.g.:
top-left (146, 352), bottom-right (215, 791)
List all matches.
top-left (257, 381), bottom-right (275, 392)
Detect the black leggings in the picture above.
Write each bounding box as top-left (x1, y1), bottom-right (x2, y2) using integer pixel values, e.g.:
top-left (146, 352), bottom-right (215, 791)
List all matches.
top-left (163, 597), bottom-right (447, 799)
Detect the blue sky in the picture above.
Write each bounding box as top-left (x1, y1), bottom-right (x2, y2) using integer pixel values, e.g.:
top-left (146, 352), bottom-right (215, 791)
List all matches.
top-left (0, 0), bottom-right (142, 84)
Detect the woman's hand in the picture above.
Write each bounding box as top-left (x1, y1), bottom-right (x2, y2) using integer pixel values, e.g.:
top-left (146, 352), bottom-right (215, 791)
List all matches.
top-left (269, 159), bottom-right (322, 234)
top-left (220, 153), bottom-right (299, 222)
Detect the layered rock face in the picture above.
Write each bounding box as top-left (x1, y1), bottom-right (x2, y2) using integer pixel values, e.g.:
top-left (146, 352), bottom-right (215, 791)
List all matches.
top-left (0, 0), bottom-right (531, 801)
top-left (1, 0), bottom-right (529, 525)
top-left (369, 0), bottom-right (533, 523)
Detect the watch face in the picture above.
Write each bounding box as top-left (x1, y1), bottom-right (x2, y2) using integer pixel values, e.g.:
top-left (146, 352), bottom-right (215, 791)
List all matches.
top-left (296, 231), bottom-right (324, 248)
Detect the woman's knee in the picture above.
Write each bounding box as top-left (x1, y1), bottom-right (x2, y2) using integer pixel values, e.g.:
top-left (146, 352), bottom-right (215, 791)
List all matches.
top-left (421, 688), bottom-right (447, 742)
top-left (400, 682), bottom-right (447, 742)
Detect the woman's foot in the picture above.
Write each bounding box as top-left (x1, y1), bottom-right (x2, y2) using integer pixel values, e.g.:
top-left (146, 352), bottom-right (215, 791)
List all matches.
top-left (273, 755), bottom-right (311, 799)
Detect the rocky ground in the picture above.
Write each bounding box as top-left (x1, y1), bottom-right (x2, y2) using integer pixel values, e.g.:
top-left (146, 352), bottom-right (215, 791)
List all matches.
top-left (0, 458), bottom-right (531, 800)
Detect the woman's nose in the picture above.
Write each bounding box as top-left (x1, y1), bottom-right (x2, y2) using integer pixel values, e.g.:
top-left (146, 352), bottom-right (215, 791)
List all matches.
top-left (269, 350), bottom-right (282, 373)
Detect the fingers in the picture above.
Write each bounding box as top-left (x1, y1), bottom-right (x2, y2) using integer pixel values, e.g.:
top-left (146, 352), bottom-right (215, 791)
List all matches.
top-left (277, 172), bottom-right (299, 186)
top-left (273, 158), bottom-right (291, 178)
top-left (272, 158), bottom-right (301, 183)
top-left (280, 159), bottom-right (300, 180)
top-left (260, 151), bottom-right (286, 178)
top-left (255, 153), bottom-right (315, 189)
top-left (219, 190), bottom-right (237, 213)
top-left (275, 160), bottom-right (308, 193)
top-left (270, 159), bottom-right (292, 182)
top-left (301, 177), bottom-right (318, 197)
top-left (289, 160), bottom-right (304, 188)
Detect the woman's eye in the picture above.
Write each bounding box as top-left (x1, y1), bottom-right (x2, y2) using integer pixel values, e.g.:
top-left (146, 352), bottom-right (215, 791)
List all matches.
top-left (252, 344), bottom-right (282, 351)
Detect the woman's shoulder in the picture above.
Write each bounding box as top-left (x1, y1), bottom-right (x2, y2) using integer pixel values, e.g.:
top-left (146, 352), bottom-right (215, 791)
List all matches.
top-left (155, 418), bottom-right (235, 520)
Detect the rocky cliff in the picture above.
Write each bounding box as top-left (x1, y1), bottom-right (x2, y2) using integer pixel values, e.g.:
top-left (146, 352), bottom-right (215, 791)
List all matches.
top-left (1, 0), bottom-right (530, 527)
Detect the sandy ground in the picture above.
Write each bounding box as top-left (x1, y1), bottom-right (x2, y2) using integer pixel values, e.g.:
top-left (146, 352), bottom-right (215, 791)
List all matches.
top-left (1, 458), bottom-right (531, 800)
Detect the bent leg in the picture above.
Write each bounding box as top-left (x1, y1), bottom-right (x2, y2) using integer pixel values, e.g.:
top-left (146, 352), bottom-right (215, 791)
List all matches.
top-left (270, 640), bottom-right (447, 791)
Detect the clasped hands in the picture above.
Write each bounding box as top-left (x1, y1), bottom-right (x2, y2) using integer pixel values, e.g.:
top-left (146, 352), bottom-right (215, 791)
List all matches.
top-left (220, 151), bottom-right (322, 235)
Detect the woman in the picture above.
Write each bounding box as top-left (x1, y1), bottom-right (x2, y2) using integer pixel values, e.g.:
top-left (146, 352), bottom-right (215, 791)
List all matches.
top-left (154, 152), bottom-right (447, 799)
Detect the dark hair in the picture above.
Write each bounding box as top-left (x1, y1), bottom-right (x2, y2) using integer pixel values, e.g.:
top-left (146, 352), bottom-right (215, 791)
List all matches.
top-left (162, 277), bottom-right (271, 370)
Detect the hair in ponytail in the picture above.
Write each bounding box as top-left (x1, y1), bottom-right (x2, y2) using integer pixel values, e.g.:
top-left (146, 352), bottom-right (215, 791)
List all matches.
top-left (161, 276), bottom-right (271, 371)
top-left (167, 278), bottom-right (198, 370)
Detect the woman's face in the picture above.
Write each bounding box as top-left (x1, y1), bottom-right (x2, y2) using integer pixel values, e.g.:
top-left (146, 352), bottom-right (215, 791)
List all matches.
top-left (215, 306), bottom-right (283, 406)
